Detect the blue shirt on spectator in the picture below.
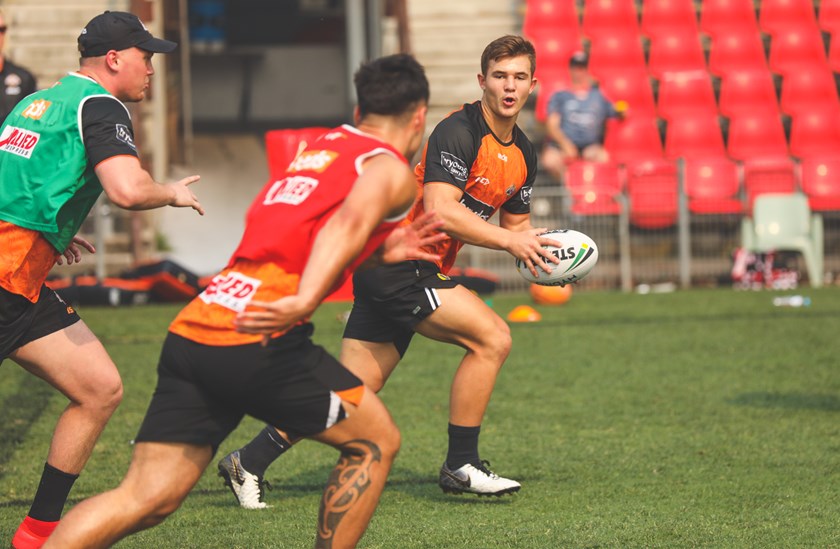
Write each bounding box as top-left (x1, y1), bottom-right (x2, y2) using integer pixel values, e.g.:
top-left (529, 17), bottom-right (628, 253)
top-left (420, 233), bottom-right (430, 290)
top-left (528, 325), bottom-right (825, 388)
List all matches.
top-left (547, 87), bottom-right (618, 149)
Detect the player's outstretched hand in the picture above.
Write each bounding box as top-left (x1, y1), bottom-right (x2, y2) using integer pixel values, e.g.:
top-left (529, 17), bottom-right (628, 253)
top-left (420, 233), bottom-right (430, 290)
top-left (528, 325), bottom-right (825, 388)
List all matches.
top-left (169, 175), bottom-right (204, 215)
top-left (380, 211), bottom-right (447, 264)
top-left (56, 236), bottom-right (96, 266)
top-left (234, 295), bottom-right (314, 342)
top-left (507, 228), bottom-right (561, 278)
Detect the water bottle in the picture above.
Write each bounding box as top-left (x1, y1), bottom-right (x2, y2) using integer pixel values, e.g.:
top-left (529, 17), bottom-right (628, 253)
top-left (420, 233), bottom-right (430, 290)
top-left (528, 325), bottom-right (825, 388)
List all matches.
top-left (772, 295), bottom-right (811, 307)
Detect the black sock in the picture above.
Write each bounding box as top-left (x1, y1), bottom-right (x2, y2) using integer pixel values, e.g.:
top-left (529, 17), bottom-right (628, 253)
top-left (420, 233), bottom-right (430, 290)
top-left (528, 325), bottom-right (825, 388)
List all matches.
top-left (28, 463), bottom-right (79, 522)
top-left (446, 423), bottom-right (481, 470)
top-left (238, 426), bottom-right (292, 476)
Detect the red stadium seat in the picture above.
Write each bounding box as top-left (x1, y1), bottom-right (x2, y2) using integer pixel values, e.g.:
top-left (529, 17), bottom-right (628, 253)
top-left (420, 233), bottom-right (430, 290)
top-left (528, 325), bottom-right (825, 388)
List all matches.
top-left (664, 114), bottom-right (726, 161)
top-left (647, 31), bottom-right (707, 80)
top-left (582, 0), bottom-right (639, 39)
top-left (789, 108), bottom-right (840, 159)
top-left (604, 116), bottom-right (664, 164)
top-left (742, 156), bottom-right (798, 210)
top-left (779, 64), bottom-right (840, 117)
top-left (265, 127), bottom-right (329, 180)
top-left (718, 69), bottom-right (779, 118)
top-left (759, 0), bottom-right (819, 36)
top-left (565, 161), bottom-right (625, 215)
top-left (626, 158), bottom-right (679, 229)
top-left (523, 0), bottom-right (580, 38)
top-left (768, 26), bottom-right (828, 75)
top-left (699, 0), bottom-right (759, 38)
top-left (593, 67), bottom-right (656, 117)
top-left (707, 30), bottom-right (768, 77)
top-left (684, 157), bottom-right (743, 214)
top-left (656, 70), bottom-right (718, 121)
top-left (640, 0), bottom-right (698, 39)
top-left (800, 155), bottom-right (840, 211)
top-left (588, 31), bottom-right (647, 75)
top-left (819, 0), bottom-right (840, 34)
top-left (527, 27), bottom-right (582, 71)
top-left (726, 111), bottom-right (789, 162)
top-left (830, 33), bottom-right (840, 73)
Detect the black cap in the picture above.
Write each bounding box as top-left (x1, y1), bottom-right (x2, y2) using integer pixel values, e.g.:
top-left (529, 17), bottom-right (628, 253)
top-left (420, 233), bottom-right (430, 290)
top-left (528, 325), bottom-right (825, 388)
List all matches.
top-left (78, 11), bottom-right (177, 58)
top-left (569, 51), bottom-right (589, 68)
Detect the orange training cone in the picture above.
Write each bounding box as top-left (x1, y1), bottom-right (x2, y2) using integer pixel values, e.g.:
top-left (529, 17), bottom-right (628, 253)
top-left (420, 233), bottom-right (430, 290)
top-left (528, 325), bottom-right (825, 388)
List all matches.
top-left (506, 305), bottom-right (542, 322)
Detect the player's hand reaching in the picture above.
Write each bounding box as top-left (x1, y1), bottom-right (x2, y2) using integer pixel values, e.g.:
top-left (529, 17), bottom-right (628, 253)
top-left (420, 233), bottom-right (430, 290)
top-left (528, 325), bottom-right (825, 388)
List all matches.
top-left (55, 236), bottom-right (96, 266)
top-left (506, 228), bottom-right (561, 278)
top-left (234, 295), bottom-right (315, 344)
top-left (380, 211), bottom-right (448, 264)
top-left (168, 175), bottom-right (205, 215)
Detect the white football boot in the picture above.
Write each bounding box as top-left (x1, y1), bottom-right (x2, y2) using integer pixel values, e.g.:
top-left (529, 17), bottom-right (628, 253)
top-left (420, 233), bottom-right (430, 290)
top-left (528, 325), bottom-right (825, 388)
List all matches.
top-left (217, 450), bottom-right (271, 509)
top-left (438, 460), bottom-right (521, 496)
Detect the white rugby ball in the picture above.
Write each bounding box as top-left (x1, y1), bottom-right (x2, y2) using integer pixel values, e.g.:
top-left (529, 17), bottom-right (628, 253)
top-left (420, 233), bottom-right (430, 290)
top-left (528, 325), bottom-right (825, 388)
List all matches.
top-left (515, 229), bottom-right (599, 286)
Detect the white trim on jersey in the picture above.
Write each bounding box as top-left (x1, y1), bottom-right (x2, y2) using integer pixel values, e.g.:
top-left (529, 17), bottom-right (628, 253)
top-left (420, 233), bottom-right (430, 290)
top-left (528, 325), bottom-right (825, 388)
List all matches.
top-left (424, 287), bottom-right (441, 311)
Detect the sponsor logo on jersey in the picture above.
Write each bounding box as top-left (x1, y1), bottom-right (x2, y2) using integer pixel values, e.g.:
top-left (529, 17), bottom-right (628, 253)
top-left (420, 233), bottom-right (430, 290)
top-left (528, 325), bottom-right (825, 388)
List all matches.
top-left (21, 99), bottom-right (51, 120)
top-left (0, 126), bottom-right (40, 158)
top-left (460, 193), bottom-right (493, 221)
top-left (115, 124), bottom-right (136, 150)
top-left (264, 176), bottom-right (319, 206)
top-left (440, 151), bottom-right (468, 182)
top-left (287, 149), bottom-right (338, 173)
top-left (520, 186), bottom-right (532, 205)
top-left (474, 175), bottom-right (491, 186)
top-left (498, 152), bottom-right (508, 162)
top-left (324, 132), bottom-right (346, 141)
top-left (199, 271), bottom-right (262, 312)
top-left (505, 184), bottom-right (516, 197)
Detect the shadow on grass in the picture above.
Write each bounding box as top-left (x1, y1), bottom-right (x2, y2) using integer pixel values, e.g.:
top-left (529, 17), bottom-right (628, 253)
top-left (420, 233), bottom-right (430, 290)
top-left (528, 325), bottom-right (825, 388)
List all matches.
top-left (0, 374), bottom-right (53, 482)
top-left (729, 392), bottom-right (840, 412)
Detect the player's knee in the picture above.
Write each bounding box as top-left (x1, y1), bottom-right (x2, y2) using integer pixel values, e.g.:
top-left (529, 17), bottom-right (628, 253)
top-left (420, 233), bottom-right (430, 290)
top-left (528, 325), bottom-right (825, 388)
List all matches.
top-left (92, 374), bottom-right (124, 415)
top-left (479, 319), bottom-right (512, 361)
top-left (134, 490), bottom-right (184, 527)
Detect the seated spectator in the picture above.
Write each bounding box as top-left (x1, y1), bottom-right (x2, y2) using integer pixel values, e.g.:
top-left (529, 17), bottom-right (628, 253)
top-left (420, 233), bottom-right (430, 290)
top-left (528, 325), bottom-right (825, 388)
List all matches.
top-left (0, 8), bottom-right (37, 125)
top-left (541, 51), bottom-right (623, 183)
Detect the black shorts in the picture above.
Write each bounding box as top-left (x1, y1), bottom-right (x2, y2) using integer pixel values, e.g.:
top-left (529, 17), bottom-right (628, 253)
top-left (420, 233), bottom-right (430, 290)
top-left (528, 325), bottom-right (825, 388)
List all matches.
top-left (134, 324), bottom-right (363, 452)
top-left (343, 260), bottom-right (459, 357)
top-left (1, 284), bottom-right (81, 361)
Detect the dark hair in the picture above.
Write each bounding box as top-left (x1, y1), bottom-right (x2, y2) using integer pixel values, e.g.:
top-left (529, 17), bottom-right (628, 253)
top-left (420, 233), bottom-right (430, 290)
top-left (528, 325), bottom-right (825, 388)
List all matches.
top-left (480, 35), bottom-right (537, 77)
top-left (354, 53), bottom-right (429, 119)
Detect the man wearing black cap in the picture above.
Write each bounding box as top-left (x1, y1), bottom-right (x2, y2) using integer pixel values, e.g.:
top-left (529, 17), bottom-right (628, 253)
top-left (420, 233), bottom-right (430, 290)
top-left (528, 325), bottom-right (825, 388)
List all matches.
top-left (2, 11), bottom-right (202, 549)
top-left (541, 50), bottom-right (624, 183)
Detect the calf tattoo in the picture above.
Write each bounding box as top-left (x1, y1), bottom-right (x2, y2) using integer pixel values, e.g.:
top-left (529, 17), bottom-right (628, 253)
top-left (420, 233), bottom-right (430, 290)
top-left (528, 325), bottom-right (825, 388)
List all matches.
top-left (317, 439), bottom-right (382, 548)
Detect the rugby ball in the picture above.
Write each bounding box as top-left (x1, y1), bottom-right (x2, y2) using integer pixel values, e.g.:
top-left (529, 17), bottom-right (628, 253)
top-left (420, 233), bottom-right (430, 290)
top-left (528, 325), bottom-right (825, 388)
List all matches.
top-left (515, 229), bottom-right (599, 286)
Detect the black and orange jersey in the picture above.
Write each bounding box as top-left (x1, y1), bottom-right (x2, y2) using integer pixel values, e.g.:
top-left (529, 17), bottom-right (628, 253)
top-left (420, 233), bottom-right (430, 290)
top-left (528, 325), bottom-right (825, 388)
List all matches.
top-left (412, 101), bottom-right (537, 272)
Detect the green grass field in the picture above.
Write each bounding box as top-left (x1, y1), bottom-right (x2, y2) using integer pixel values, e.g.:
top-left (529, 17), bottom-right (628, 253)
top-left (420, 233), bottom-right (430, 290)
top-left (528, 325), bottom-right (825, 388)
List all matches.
top-left (1, 287), bottom-right (839, 548)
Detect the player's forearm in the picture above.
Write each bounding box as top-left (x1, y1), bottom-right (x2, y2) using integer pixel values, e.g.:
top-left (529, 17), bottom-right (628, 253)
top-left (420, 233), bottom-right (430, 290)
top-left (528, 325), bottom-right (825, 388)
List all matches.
top-left (434, 200), bottom-right (511, 251)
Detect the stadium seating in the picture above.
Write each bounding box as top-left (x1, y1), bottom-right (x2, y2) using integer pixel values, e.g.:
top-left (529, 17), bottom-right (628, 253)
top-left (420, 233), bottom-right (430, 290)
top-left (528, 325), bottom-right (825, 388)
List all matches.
top-left (626, 158), bottom-right (679, 229)
top-left (742, 156), bottom-right (798, 210)
top-left (647, 31), bottom-right (707, 81)
top-left (717, 69), bottom-right (779, 118)
top-left (594, 67), bottom-right (657, 117)
top-left (664, 114), bottom-right (726, 161)
top-left (779, 64), bottom-right (840, 116)
top-left (789, 108), bottom-right (840, 159)
top-left (707, 30), bottom-right (769, 77)
top-left (768, 25), bottom-right (828, 75)
top-left (759, 0), bottom-right (819, 36)
top-left (699, 0), bottom-right (759, 38)
top-left (830, 32), bottom-right (840, 73)
top-left (264, 127), bottom-right (329, 180)
top-left (582, 0), bottom-right (639, 39)
top-left (588, 31), bottom-right (647, 75)
top-left (604, 116), bottom-right (664, 164)
top-left (800, 155), bottom-right (840, 211)
top-left (523, 0), bottom-right (580, 38)
top-left (565, 161), bottom-right (625, 215)
top-left (819, 0), bottom-right (840, 34)
top-left (534, 65), bottom-right (571, 122)
top-left (527, 27), bottom-right (582, 71)
top-left (683, 157), bottom-right (744, 215)
top-left (656, 70), bottom-right (718, 121)
top-left (640, 0), bottom-right (698, 39)
top-left (741, 192), bottom-right (823, 287)
top-left (726, 111), bottom-right (789, 161)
